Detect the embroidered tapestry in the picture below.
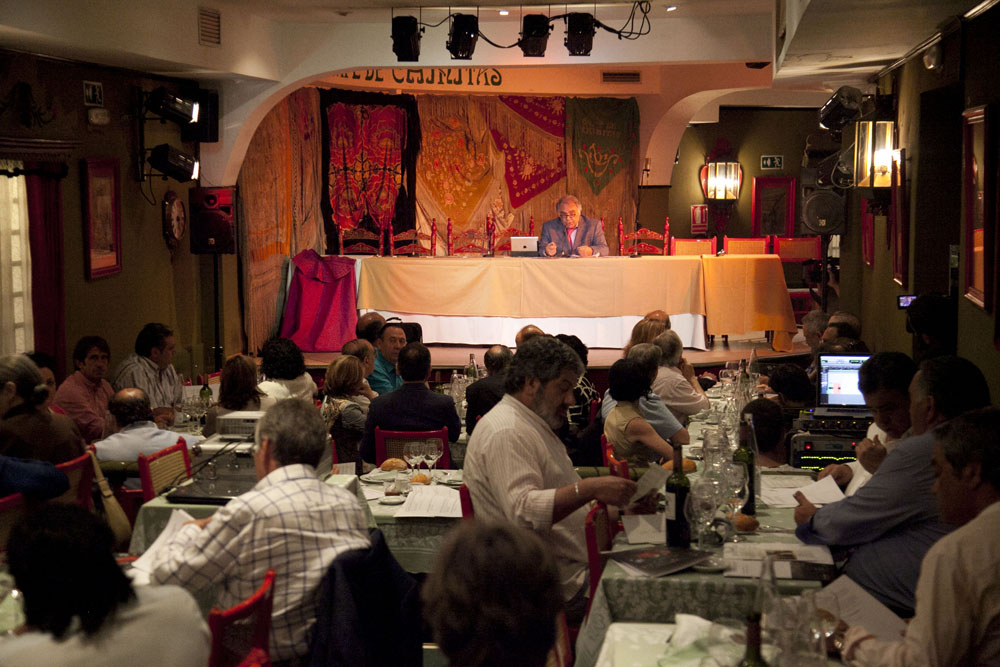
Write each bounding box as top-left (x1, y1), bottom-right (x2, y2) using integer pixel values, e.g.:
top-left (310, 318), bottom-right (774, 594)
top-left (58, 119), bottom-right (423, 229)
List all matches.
top-left (567, 97), bottom-right (638, 196)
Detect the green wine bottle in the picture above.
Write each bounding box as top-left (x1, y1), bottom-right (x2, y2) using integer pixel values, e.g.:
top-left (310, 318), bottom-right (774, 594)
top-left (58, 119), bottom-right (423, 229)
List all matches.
top-left (665, 444), bottom-right (691, 548)
top-left (733, 413), bottom-right (757, 515)
top-left (740, 555), bottom-right (774, 666)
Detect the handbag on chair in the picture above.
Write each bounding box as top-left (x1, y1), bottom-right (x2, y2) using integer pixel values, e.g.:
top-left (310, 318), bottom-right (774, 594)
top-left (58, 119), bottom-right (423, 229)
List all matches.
top-left (87, 449), bottom-right (132, 550)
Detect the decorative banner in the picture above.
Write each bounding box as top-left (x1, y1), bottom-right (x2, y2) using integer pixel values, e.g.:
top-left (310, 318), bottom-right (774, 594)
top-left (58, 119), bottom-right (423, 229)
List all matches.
top-left (691, 205), bottom-right (709, 235)
top-left (499, 95), bottom-right (565, 137)
top-left (566, 97), bottom-right (638, 196)
top-left (488, 96), bottom-right (565, 209)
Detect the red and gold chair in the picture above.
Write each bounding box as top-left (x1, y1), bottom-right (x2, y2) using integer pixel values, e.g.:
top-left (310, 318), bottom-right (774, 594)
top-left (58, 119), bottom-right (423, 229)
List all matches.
top-left (337, 225), bottom-right (383, 256)
top-left (722, 236), bottom-right (770, 254)
top-left (619, 217), bottom-right (669, 256)
top-left (669, 237), bottom-right (717, 256)
top-left (390, 220), bottom-right (437, 256)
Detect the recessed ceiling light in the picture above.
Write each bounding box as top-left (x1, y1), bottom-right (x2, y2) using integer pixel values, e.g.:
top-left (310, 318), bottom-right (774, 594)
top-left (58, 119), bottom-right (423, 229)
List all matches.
top-left (498, 9), bottom-right (509, 16)
top-left (665, 5), bottom-right (678, 11)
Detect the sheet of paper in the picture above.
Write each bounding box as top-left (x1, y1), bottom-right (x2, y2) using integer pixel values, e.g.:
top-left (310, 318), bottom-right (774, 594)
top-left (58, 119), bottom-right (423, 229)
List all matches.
top-left (725, 559), bottom-right (794, 579)
top-left (394, 485), bottom-right (462, 518)
top-left (361, 486), bottom-right (384, 501)
top-left (761, 474), bottom-right (845, 508)
top-left (821, 575), bottom-right (908, 640)
top-left (761, 475), bottom-right (814, 489)
top-left (622, 514), bottom-right (666, 544)
top-left (629, 465), bottom-right (669, 504)
top-left (723, 542), bottom-right (833, 564)
top-left (131, 508), bottom-right (196, 574)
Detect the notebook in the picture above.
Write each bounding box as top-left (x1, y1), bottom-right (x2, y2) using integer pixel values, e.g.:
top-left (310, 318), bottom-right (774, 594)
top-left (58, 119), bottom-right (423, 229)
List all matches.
top-left (815, 354), bottom-right (872, 417)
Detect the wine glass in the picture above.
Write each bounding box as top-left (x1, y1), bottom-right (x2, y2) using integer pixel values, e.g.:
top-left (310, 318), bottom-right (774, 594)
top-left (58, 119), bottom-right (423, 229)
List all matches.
top-left (722, 462), bottom-right (749, 520)
top-left (403, 442), bottom-right (424, 478)
top-left (423, 440), bottom-right (444, 481)
top-left (685, 477), bottom-right (724, 554)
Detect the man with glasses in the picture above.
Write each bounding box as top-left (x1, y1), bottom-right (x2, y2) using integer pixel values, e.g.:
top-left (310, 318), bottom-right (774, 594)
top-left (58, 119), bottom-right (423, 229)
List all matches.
top-left (537, 195), bottom-right (609, 257)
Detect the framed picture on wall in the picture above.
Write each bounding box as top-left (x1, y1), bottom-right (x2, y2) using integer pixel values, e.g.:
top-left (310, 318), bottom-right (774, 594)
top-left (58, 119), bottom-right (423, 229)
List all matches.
top-left (81, 158), bottom-right (122, 280)
top-left (891, 149), bottom-right (908, 287)
top-left (861, 198), bottom-right (875, 268)
top-left (750, 176), bottom-right (796, 237)
top-left (962, 106), bottom-right (993, 310)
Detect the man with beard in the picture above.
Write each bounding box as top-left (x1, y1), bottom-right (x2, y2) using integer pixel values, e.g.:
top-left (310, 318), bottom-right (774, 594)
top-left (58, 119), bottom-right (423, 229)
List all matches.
top-left (463, 335), bottom-right (636, 624)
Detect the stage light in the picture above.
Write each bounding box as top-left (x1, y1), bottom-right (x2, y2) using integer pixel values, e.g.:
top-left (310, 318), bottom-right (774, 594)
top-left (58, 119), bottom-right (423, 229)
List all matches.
top-left (565, 12), bottom-right (596, 56)
top-left (148, 144), bottom-right (200, 182)
top-left (519, 14), bottom-right (551, 57)
top-left (447, 14), bottom-right (479, 59)
top-left (818, 86), bottom-right (862, 131)
top-left (391, 15), bottom-right (421, 62)
top-left (146, 87), bottom-right (200, 125)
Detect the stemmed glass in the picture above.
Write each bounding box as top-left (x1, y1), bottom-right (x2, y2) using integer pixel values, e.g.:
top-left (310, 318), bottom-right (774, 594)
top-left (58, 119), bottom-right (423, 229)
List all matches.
top-left (403, 442), bottom-right (424, 478)
top-left (685, 477), bottom-right (725, 565)
top-left (722, 462), bottom-right (749, 524)
top-left (423, 440), bottom-right (444, 482)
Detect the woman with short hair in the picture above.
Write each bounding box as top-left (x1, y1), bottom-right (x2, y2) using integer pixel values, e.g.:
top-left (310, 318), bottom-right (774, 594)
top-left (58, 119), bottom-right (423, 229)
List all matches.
top-left (202, 354), bottom-right (277, 437)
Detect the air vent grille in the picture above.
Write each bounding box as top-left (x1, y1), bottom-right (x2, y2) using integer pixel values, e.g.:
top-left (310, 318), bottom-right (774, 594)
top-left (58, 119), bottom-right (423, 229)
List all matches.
top-left (199, 7), bottom-right (221, 47)
top-left (602, 71), bottom-right (641, 84)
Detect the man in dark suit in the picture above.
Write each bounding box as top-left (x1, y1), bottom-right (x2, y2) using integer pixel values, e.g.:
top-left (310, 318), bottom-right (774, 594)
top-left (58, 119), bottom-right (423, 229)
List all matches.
top-left (465, 345), bottom-right (512, 435)
top-left (361, 342), bottom-right (461, 466)
top-left (537, 195), bottom-right (609, 257)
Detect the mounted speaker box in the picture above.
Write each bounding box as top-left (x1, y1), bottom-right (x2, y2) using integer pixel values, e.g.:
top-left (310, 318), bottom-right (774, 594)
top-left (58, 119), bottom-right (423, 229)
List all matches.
top-left (190, 187), bottom-right (236, 254)
top-left (800, 168), bottom-right (845, 235)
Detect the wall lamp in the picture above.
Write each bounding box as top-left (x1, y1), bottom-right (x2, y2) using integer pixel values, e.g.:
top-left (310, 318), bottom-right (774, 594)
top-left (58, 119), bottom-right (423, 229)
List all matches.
top-left (392, 15), bottom-right (422, 62)
top-left (447, 14), bottom-right (479, 59)
top-left (145, 87), bottom-right (200, 125)
top-left (147, 144), bottom-right (200, 182)
top-left (854, 95), bottom-right (898, 213)
top-left (700, 161), bottom-right (743, 200)
top-left (565, 13), bottom-right (596, 56)
top-left (519, 14), bottom-right (551, 57)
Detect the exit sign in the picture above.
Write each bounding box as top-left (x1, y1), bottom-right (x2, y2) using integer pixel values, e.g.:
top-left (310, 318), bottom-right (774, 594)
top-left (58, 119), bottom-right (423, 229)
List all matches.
top-left (761, 155), bottom-right (783, 170)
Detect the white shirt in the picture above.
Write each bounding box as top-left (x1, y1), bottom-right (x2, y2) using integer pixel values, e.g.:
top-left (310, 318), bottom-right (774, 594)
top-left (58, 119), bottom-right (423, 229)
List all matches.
top-left (113, 354), bottom-right (183, 409)
top-left (845, 501), bottom-right (1000, 666)
top-left (651, 365), bottom-right (710, 421)
top-left (463, 394), bottom-right (589, 600)
top-left (257, 372), bottom-right (317, 403)
top-left (93, 421), bottom-right (197, 461)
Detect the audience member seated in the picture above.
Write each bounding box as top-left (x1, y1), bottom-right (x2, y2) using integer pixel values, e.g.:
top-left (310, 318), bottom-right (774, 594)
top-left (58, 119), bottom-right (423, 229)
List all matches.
top-left (368, 321), bottom-right (407, 395)
top-left (257, 337), bottom-right (317, 402)
top-left (320, 355), bottom-right (370, 475)
top-left (0, 354), bottom-right (84, 464)
top-left (515, 324), bottom-right (545, 348)
top-left (113, 322), bottom-right (182, 426)
top-left (203, 354), bottom-right (276, 437)
top-left (767, 364), bottom-right (814, 408)
top-left (840, 408), bottom-right (1000, 665)
top-left (151, 400), bottom-right (371, 664)
top-left (25, 352), bottom-right (60, 414)
top-left (651, 330), bottom-right (710, 423)
top-left (0, 455), bottom-right (69, 499)
top-left (355, 311), bottom-right (386, 344)
top-left (741, 398), bottom-right (789, 468)
top-left (466, 344), bottom-right (512, 435)
top-left (601, 343), bottom-right (688, 450)
top-left (794, 356), bottom-right (991, 616)
top-left (0, 504), bottom-right (209, 666)
top-left (423, 521), bottom-right (563, 667)
top-left (53, 336), bottom-right (114, 440)
top-left (94, 389), bottom-right (197, 461)
top-left (604, 359), bottom-right (678, 469)
top-left (623, 316), bottom-right (667, 357)
top-left (818, 352), bottom-right (916, 495)
top-left (802, 309), bottom-right (831, 381)
top-left (464, 336), bottom-right (637, 624)
top-left (822, 317), bottom-right (862, 346)
top-left (644, 309), bottom-right (672, 328)
top-left (906, 293), bottom-right (957, 363)
top-left (340, 338), bottom-right (379, 408)
top-left (361, 342), bottom-right (461, 466)
top-left (555, 334), bottom-right (598, 434)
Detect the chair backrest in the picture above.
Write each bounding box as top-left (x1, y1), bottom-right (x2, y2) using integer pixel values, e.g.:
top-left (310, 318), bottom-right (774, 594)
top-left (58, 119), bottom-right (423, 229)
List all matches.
top-left (545, 611), bottom-right (573, 667)
top-left (390, 220), bottom-right (436, 256)
top-left (588, 399), bottom-right (601, 424)
top-left (338, 225), bottom-right (383, 256)
top-left (0, 493), bottom-right (26, 554)
top-left (447, 220), bottom-right (489, 256)
top-left (138, 438), bottom-right (192, 502)
top-left (618, 218), bottom-right (667, 256)
top-left (458, 483), bottom-right (475, 519)
top-left (772, 235), bottom-right (822, 262)
top-left (670, 237), bottom-right (717, 256)
top-left (600, 434), bottom-right (630, 480)
top-left (54, 450), bottom-right (95, 509)
top-left (723, 236), bottom-right (770, 254)
top-left (374, 427), bottom-right (450, 469)
top-left (208, 569), bottom-right (276, 667)
top-left (583, 502), bottom-right (621, 605)
top-left (492, 225), bottom-right (525, 255)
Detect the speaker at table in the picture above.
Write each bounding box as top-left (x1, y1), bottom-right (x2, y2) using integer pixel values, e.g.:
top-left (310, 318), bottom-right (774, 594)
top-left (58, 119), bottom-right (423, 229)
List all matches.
top-left (190, 186), bottom-right (236, 254)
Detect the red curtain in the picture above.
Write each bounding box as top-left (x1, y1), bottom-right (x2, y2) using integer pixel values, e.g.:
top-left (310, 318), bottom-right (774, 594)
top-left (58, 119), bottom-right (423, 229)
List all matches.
top-left (24, 162), bottom-right (66, 378)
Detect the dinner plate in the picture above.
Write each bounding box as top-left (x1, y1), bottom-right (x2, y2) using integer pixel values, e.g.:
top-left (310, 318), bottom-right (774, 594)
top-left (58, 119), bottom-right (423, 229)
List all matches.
top-left (360, 470), bottom-right (402, 484)
top-left (379, 496), bottom-right (406, 505)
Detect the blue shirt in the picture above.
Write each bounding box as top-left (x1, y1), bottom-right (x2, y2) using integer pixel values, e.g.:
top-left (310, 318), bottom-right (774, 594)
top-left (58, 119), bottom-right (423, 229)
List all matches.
top-left (367, 350), bottom-right (402, 396)
top-left (795, 429), bottom-right (953, 614)
top-left (600, 389), bottom-right (684, 440)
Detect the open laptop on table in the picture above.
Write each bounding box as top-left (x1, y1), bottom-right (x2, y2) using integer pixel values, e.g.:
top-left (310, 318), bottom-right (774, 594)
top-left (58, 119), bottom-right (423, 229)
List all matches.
top-left (510, 236), bottom-right (538, 257)
top-left (814, 353), bottom-right (872, 418)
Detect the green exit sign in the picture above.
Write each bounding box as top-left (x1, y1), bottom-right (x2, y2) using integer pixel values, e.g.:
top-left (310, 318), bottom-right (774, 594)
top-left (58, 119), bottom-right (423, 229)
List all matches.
top-left (761, 155), bottom-right (783, 170)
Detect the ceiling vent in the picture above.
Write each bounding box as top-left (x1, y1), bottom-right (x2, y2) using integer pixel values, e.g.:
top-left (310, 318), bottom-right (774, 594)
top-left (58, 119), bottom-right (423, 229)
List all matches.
top-left (602, 71), bottom-right (641, 84)
top-left (198, 7), bottom-right (221, 47)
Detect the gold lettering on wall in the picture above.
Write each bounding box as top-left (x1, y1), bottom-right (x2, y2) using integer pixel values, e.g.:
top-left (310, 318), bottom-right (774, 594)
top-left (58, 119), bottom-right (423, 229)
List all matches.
top-left (339, 68), bottom-right (503, 89)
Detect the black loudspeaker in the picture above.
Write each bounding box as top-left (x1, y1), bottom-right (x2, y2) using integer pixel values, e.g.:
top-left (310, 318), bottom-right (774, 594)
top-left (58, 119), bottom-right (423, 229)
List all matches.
top-left (800, 168), bottom-right (845, 235)
top-left (190, 187), bottom-right (236, 254)
top-left (181, 90), bottom-right (219, 144)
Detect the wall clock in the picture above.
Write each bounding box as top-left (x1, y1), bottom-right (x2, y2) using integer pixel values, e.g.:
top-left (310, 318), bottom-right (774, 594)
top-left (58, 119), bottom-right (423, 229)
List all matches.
top-left (162, 190), bottom-right (186, 249)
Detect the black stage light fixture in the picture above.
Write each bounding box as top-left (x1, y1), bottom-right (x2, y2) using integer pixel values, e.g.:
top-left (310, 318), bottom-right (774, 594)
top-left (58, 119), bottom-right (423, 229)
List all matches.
top-left (148, 144), bottom-right (200, 182)
top-left (447, 13), bottom-right (479, 59)
top-left (146, 86), bottom-right (200, 125)
top-left (519, 14), bottom-right (551, 57)
top-left (392, 15), bottom-right (421, 62)
top-left (818, 86), bottom-right (863, 131)
top-left (565, 12), bottom-right (596, 56)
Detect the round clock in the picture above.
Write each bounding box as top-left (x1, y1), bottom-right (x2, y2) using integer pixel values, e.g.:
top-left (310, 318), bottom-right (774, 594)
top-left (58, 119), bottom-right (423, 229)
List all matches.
top-left (162, 190), bottom-right (186, 249)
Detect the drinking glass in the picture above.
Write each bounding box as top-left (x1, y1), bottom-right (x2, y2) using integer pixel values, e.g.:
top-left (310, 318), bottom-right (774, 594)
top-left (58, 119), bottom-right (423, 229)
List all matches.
top-left (403, 442), bottom-right (424, 477)
top-left (723, 462), bottom-right (749, 519)
top-left (685, 477), bottom-right (724, 552)
top-left (423, 440), bottom-right (444, 481)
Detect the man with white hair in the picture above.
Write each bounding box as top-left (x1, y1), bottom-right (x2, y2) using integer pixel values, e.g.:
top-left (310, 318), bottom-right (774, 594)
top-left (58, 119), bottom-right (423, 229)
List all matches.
top-left (650, 330), bottom-right (709, 423)
top-left (537, 195), bottom-right (609, 257)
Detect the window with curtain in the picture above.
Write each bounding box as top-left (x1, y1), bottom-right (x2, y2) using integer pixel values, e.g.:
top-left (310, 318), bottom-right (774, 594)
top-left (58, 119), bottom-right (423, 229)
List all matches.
top-left (0, 160), bottom-right (34, 355)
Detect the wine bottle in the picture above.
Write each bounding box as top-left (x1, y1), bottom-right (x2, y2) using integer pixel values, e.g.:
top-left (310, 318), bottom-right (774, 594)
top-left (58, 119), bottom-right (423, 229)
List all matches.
top-left (665, 444), bottom-right (691, 548)
top-left (733, 413), bottom-right (757, 516)
top-left (739, 556), bottom-right (774, 666)
top-left (199, 377), bottom-right (212, 402)
top-left (466, 353), bottom-right (478, 379)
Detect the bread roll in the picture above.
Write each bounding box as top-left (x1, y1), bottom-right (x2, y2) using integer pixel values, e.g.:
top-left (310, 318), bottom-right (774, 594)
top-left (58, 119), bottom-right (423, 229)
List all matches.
top-left (661, 457), bottom-right (697, 473)
top-left (733, 513), bottom-right (759, 532)
top-left (380, 458), bottom-right (408, 472)
top-left (410, 473), bottom-right (431, 485)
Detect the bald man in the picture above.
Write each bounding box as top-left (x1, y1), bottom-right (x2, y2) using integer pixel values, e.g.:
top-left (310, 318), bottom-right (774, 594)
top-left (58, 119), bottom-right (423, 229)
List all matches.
top-left (93, 388), bottom-right (198, 461)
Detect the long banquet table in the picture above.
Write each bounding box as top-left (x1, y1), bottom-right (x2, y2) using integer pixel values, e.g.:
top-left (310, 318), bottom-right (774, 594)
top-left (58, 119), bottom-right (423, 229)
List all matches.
top-left (354, 254), bottom-right (797, 351)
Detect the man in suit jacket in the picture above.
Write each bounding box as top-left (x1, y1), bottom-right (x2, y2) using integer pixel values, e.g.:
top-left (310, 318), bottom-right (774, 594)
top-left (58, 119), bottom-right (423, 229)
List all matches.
top-left (361, 342), bottom-right (461, 466)
top-left (465, 345), bottom-right (512, 435)
top-left (537, 195), bottom-right (609, 257)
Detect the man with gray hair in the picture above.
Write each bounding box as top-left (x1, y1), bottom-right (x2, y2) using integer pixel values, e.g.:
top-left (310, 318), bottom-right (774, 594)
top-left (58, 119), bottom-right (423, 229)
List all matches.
top-left (651, 330), bottom-right (709, 422)
top-left (464, 336), bottom-right (635, 624)
top-left (537, 194), bottom-right (609, 257)
top-left (601, 343), bottom-right (689, 447)
top-left (152, 400), bottom-right (370, 663)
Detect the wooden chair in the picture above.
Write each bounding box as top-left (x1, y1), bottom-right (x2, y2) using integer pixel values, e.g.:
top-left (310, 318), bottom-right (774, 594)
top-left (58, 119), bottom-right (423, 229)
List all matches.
top-left (54, 450), bottom-right (95, 509)
top-left (447, 219), bottom-right (490, 256)
top-left (208, 569), bottom-right (276, 667)
top-left (458, 483), bottom-right (475, 519)
top-left (584, 503), bottom-right (622, 613)
top-left (599, 434), bottom-right (630, 479)
top-left (491, 224), bottom-right (526, 255)
top-left (137, 438), bottom-right (192, 502)
top-left (618, 217), bottom-right (668, 256)
top-left (669, 237), bottom-right (717, 256)
top-left (0, 493), bottom-right (26, 554)
top-left (390, 219), bottom-right (436, 256)
top-left (337, 225), bottom-right (383, 256)
top-left (374, 427), bottom-right (450, 469)
top-left (722, 236), bottom-right (770, 254)
top-left (772, 235), bottom-right (822, 262)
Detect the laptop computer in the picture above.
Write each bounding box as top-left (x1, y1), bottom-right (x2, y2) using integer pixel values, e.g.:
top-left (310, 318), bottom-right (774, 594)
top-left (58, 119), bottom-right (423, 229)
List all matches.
top-left (815, 353), bottom-right (872, 417)
top-left (510, 236), bottom-right (538, 257)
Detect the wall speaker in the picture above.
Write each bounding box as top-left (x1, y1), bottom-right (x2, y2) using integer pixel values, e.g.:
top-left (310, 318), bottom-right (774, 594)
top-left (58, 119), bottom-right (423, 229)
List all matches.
top-left (800, 168), bottom-right (845, 235)
top-left (189, 187), bottom-right (236, 254)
